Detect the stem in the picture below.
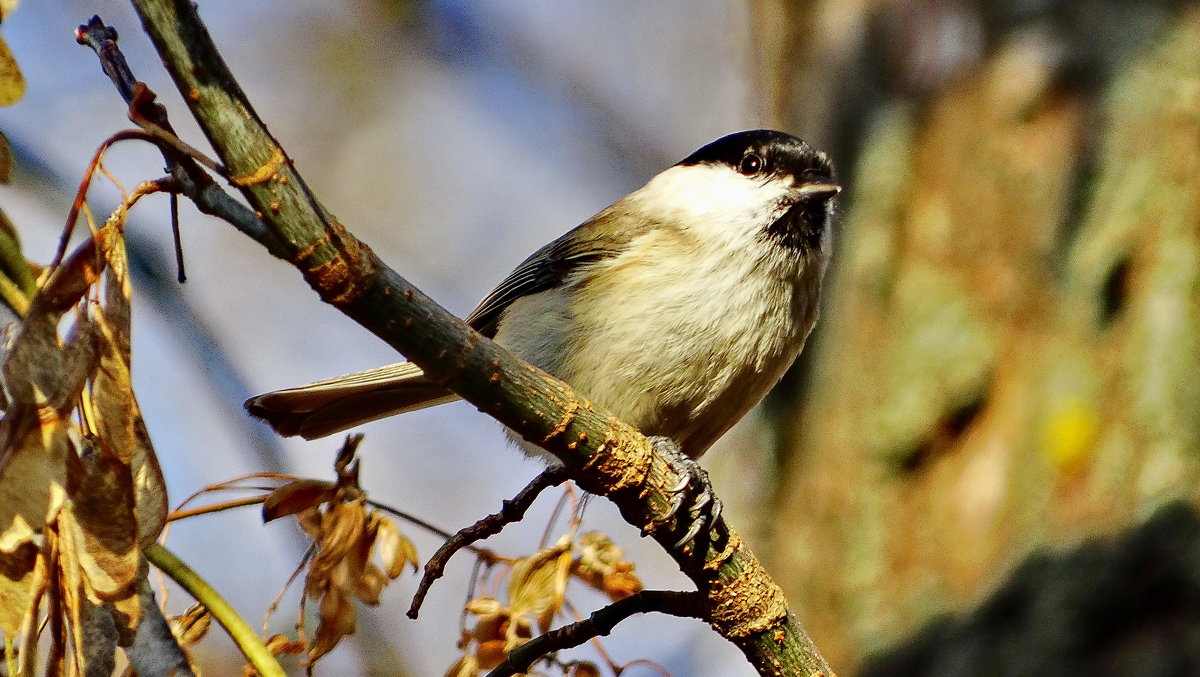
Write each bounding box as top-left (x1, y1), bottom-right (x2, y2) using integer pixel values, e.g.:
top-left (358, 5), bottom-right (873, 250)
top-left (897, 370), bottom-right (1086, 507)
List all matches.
top-left (144, 543), bottom-right (285, 677)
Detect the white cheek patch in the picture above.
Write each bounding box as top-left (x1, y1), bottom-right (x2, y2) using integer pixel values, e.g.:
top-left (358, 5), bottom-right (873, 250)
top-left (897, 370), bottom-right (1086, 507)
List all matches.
top-left (630, 164), bottom-right (791, 246)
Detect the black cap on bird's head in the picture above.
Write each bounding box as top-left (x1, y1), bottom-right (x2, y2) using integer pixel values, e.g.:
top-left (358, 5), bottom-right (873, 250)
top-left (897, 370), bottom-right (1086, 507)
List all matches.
top-left (678, 130), bottom-right (839, 252)
top-left (678, 129), bottom-right (837, 190)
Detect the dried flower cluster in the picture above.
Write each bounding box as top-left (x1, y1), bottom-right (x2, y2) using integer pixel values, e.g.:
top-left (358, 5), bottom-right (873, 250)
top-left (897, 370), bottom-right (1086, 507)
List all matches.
top-left (446, 531), bottom-right (643, 677)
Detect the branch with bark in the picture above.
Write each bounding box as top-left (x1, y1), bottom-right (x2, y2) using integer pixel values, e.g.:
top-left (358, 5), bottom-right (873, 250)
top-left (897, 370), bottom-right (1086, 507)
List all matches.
top-left (83, 3), bottom-right (837, 674)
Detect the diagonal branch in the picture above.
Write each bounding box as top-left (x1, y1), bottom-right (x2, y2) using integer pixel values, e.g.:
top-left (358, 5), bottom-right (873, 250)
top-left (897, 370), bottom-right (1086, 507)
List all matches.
top-left (95, 4), bottom-right (836, 675)
top-left (487, 590), bottom-right (705, 677)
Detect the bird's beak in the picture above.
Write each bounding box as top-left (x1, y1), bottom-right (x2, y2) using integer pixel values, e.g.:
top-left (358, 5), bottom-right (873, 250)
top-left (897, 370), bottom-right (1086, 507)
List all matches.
top-left (795, 182), bottom-right (842, 201)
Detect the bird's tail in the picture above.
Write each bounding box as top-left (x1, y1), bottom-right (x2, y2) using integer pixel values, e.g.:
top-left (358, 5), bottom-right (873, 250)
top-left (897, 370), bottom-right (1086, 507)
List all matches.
top-left (244, 362), bottom-right (459, 440)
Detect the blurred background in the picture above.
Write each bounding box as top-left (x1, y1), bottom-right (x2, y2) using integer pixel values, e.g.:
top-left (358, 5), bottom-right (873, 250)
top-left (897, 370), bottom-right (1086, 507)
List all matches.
top-left (2, 0), bottom-right (1200, 675)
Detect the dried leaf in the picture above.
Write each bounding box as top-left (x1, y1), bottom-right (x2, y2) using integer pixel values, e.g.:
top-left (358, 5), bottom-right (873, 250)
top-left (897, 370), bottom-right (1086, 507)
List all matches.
top-left (575, 532), bottom-right (622, 577)
top-left (444, 654), bottom-right (480, 677)
top-left (0, 0), bottom-right (19, 23)
top-left (476, 639), bottom-right (508, 670)
top-left (507, 536), bottom-right (572, 639)
top-left (128, 416), bottom-right (167, 548)
top-left (601, 564), bottom-right (642, 602)
top-left (307, 588), bottom-right (355, 664)
top-left (169, 603), bottom-right (212, 647)
top-left (262, 479), bottom-right (335, 522)
top-left (66, 440), bottom-right (141, 604)
top-left (0, 413), bottom-right (70, 636)
top-left (0, 129), bottom-right (9, 184)
top-left (465, 597), bottom-right (504, 617)
top-left (570, 662), bottom-right (602, 677)
top-left (262, 633), bottom-right (305, 656)
top-left (298, 500), bottom-right (401, 665)
top-left (0, 35), bottom-right (23, 106)
top-left (0, 535), bottom-right (43, 637)
top-left (573, 532), bottom-right (641, 601)
top-left (372, 515), bottom-right (418, 578)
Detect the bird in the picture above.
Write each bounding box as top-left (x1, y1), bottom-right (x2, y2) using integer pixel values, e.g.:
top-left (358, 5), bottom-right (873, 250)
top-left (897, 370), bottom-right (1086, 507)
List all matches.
top-left (246, 130), bottom-right (839, 472)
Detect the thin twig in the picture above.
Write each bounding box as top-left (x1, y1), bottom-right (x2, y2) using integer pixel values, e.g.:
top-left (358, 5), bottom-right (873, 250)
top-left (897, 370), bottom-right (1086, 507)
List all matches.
top-left (407, 466), bottom-right (570, 619)
top-left (486, 590), bottom-right (705, 677)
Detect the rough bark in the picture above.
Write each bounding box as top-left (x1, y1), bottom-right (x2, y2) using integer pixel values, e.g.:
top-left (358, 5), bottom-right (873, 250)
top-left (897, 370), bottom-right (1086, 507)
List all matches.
top-left (766, 3), bottom-right (1200, 671)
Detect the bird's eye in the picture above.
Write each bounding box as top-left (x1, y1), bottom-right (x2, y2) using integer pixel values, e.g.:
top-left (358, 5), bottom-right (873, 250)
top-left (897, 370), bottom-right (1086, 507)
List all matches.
top-left (738, 153), bottom-right (763, 175)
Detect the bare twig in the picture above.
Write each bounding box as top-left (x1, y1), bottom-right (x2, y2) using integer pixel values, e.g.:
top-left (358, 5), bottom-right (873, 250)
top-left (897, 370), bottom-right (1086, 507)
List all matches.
top-left (486, 590), bottom-right (705, 677)
top-left (408, 465), bottom-right (570, 619)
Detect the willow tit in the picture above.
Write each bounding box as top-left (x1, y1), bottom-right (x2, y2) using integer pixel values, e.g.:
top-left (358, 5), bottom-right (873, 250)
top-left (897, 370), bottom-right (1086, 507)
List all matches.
top-left (246, 130), bottom-right (839, 463)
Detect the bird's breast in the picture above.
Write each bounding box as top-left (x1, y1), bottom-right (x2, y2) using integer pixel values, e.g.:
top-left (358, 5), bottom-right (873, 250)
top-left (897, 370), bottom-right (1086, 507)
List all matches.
top-left (494, 229), bottom-right (822, 458)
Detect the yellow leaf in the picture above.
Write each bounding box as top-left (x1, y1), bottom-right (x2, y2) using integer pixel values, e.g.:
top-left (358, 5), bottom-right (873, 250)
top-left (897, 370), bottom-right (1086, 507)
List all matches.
top-left (0, 0), bottom-right (18, 23)
top-left (372, 515), bottom-right (418, 578)
top-left (0, 35), bottom-right (23, 106)
top-left (507, 536), bottom-right (572, 624)
top-left (443, 654), bottom-right (480, 677)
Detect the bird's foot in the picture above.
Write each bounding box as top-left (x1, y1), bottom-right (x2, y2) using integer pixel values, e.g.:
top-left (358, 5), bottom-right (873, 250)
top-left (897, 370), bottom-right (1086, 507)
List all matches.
top-left (646, 436), bottom-right (724, 549)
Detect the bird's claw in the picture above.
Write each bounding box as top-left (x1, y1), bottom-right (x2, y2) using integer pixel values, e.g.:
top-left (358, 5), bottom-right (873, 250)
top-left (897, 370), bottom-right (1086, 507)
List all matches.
top-left (646, 436), bottom-right (724, 549)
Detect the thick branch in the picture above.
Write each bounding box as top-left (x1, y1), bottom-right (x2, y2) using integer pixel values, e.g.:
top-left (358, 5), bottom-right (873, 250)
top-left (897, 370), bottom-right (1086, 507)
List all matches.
top-left (111, 4), bottom-right (836, 675)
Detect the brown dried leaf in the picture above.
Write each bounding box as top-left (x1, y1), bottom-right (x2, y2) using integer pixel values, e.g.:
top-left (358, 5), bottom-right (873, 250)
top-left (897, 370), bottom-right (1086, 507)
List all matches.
top-left (476, 639), bottom-right (509, 670)
top-left (128, 415), bottom-right (167, 548)
top-left (262, 633), bottom-right (306, 656)
top-left (298, 500), bottom-right (403, 666)
top-left (575, 532), bottom-right (623, 577)
top-left (262, 479), bottom-right (335, 523)
top-left (66, 439), bottom-right (141, 605)
top-left (0, 411), bottom-right (70, 636)
top-left (0, 35), bottom-right (23, 107)
top-left (570, 662), bottom-right (602, 677)
top-left (507, 536), bottom-right (572, 636)
top-left (573, 532), bottom-right (641, 601)
top-left (444, 654), bottom-right (480, 677)
top-left (169, 603), bottom-right (212, 647)
top-left (0, 130), bottom-right (10, 185)
top-left (307, 588), bottom-right (355, 664)
top-left (0, 535), bottom-right (44, 637)
top-left (601, 564), bottom-right (643, 602)
top-left (372, 515), bottom-right (418, 578)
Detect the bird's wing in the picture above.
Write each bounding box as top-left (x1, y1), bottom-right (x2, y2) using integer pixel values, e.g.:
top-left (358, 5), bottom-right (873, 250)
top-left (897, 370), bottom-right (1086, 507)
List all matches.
top-left (247, 205), bottom-right (650, 439)
top-left (464, 208), bottom-right (637, 336)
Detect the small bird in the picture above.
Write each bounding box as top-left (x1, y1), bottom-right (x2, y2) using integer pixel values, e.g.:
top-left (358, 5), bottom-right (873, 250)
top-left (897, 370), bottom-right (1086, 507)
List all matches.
top-left (247, 130), bottom-right (839, 470)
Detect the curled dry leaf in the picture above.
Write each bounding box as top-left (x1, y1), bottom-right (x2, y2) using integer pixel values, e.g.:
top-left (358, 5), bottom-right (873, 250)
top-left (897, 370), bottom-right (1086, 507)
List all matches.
top-left (0, 34), bottom-right (23, 107)
top-left (508, 535), bottom-right (573, 636)
top-left (0, 198), bottom-right (168, 669)
top-left (458, 596), bottom-right (530, 671)
top-left (261, 479), bottom-right (336, 522)
top-left (444, 653), bottom-right (480, 677)
top-left (569, 662), bottom-right (602, 677)
top-left (296, 499), bottom-right (417, 663)
top-left (262, 633), bottom-right (306, 657)
top-left (169, 603), bottom-right (212, 647)
top-left (573, 532), bottom-right (642, 602)
top-left (374, 515), bottom-right (419, 578)
top-left (273, 437), bottom-right (418, 666)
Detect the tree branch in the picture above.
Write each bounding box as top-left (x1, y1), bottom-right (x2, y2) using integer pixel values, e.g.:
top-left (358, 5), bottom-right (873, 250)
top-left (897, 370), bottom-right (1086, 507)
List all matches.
top-left (488, 590), bottom-right (705, 677)
top-left (409, 465), bottom-right (570, 619)
top-left (94, 4), bottom-right (836, 674)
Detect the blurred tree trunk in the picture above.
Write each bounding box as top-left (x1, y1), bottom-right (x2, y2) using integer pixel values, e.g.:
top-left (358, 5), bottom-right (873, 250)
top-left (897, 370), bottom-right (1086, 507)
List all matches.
top-left (760, 1), bottom-right (1200, 671)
